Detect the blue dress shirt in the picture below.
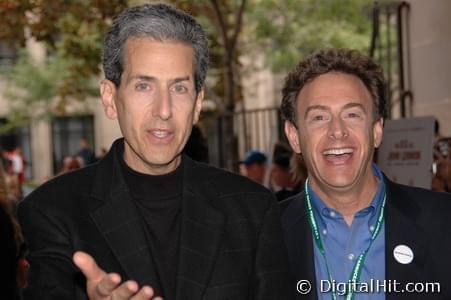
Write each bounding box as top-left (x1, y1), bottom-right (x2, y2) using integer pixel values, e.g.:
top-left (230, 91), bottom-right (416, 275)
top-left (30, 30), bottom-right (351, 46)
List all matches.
top-left (310, 164), bottom-right (386, 299)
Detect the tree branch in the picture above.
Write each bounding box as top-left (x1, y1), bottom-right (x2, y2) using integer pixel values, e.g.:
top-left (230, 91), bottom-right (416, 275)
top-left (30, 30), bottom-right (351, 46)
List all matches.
top-left (209, 0), bottom-right (229, 48)
top-left (230, 0), bottom-right (247, 55)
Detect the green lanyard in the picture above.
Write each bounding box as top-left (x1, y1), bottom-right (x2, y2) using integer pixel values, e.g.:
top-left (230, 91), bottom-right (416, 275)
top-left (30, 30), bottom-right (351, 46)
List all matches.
top-left (304, 179), bottom-right (386, 300)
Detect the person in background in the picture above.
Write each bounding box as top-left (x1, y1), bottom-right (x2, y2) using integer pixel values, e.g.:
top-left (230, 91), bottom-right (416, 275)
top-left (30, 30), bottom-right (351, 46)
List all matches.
top-left (271, 142), bottom-right (303, 201)
top-left (58, 155), bottom-right (82, 175)
top-left (280, 48), bottom-right (451, 299)
top-left (3, 146), bottom-right (24, 199)
top-left (240, 149), bottom-right (268, 185)
top-left (77, 138), bottom-right (96, 166)
top-left (431, 157), bottom-right (451, 192)
top-left (2, 156), bottom-right (22, 202)
top-left (432, 119), bottom-right (451, 192)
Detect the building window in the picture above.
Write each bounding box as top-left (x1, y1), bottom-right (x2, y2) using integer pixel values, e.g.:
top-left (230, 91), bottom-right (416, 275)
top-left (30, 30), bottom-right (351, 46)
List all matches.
top-left (51, 115), bottom-right (95, 174)
top-left (0, 42), bottom-right (18, 66)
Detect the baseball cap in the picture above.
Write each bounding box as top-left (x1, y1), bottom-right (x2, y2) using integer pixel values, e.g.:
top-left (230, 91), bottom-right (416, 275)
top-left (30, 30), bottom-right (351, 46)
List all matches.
top-left (240, 150), bottom-right (267, 165)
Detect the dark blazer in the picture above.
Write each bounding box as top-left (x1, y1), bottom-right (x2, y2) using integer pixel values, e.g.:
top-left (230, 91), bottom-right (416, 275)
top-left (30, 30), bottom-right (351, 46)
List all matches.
top-left (18, 139), bottom-right (292, 300)
top-left (281, 177), bottom-right (451, 299)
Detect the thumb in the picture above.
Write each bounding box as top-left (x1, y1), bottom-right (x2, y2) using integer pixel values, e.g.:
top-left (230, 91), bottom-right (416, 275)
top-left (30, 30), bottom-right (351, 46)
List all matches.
top-left (73, 251), bottom-right (106, 282)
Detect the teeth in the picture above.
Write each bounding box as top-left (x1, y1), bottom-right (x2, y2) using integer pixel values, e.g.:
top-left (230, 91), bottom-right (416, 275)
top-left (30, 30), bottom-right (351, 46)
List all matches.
top-left (152, 130), bottom-right (169, 138)
top-left (323, 148), bottom-right (353, 155)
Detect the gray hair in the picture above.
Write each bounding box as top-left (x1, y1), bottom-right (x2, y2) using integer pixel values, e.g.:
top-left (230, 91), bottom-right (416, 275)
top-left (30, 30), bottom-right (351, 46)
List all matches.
top-left (103, 3), bottom-right (209, 93)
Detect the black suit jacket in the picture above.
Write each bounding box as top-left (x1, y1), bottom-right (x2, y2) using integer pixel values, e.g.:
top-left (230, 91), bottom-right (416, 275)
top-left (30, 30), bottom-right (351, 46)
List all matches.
top-left (281, 177), bottom-right (451, 299)
top-left (19, 139), bottom-right (292, 299)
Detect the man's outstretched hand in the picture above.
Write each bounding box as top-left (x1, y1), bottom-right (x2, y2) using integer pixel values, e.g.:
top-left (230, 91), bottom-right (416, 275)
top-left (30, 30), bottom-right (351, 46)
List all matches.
top-left (73, 251), bottom-right (163, 300)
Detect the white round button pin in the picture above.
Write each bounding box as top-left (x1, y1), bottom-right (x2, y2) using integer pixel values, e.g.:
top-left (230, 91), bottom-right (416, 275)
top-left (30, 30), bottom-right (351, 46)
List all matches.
top-left (393, 245), bottom-right (414, 264)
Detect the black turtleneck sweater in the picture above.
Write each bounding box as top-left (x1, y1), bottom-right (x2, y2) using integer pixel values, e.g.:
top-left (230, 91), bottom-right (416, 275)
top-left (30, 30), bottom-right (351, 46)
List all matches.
top-left (119, 154), bottom-right (183, 300)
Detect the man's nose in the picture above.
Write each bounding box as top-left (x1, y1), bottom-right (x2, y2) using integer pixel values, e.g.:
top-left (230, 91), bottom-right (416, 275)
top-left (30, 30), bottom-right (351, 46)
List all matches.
top-left (152, 89), bottom-right (172, 120)
top-left (328, 116), bottom-right (348, 140)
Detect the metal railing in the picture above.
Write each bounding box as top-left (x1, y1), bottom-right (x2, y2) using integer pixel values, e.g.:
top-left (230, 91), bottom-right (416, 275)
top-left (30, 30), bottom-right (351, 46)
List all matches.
top-left (204, 107), bottom-right (285, 169)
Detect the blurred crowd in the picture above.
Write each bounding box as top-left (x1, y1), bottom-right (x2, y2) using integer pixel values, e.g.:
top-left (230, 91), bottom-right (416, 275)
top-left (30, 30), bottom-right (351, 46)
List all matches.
top-left (58, 138), bottom-right (107, 176)
top-left (432, 121), bottom-right (451, 192)
top-left (239, 141), bottom-right (308, 202)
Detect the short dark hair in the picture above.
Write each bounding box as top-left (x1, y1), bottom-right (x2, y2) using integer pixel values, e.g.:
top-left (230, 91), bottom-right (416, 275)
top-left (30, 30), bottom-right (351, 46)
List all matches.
top-left (281, 48), bottom-right (387, 125)
top-left (103, 3), bottom-right (209, 93)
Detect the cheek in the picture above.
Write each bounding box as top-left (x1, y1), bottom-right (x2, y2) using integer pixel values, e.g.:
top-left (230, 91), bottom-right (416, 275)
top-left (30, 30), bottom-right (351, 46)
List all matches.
top-left (348, 122), bottom-right (373, 142)
top-left (299, 129), bottom-right (319, 152)
top-left (179, 106), bottom-right (198, 126)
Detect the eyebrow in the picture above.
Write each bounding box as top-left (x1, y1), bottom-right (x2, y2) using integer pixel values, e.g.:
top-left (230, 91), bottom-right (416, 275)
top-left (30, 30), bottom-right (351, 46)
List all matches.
top-left (342, 102), bottom-right (365, 110)
top-left (126, 75), bottom-right (191, 85)
top-left (126, 75), bottom-right (155, 85)
top-left (342, 102), bottom-right (367, 114)
top-left (171, 76), bottom-right (191, 85)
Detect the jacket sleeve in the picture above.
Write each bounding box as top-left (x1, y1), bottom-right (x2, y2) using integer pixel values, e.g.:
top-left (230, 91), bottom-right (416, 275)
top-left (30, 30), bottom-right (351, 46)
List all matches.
top-left (18, 198), bottom-right (86, 300)
top-left (253, 194), bottom-right (294, 299)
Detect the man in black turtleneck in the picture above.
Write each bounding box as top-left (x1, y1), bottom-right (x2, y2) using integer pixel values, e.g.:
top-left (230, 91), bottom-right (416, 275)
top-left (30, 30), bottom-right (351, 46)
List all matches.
top-left (118, 142), bottom-right (182, 300)
top-left (19, 4), bottom-right (292, 300)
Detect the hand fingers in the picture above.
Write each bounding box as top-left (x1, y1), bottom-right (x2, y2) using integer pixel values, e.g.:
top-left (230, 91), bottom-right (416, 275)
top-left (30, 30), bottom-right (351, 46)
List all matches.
top-left (111, 280), bottom-right (140, 300)
top-left (74, 252), bottom-right (159, 299)
top-left (73, 251), bottom-right (106, 281)
top-left (130, 285), bottom-right (154, 300)
top-left (96, 273), bottom-right (122, 297)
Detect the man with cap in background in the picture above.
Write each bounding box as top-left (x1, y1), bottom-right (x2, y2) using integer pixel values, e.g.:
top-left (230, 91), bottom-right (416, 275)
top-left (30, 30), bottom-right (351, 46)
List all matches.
top-left (240, 150), bottom-right (268, 185)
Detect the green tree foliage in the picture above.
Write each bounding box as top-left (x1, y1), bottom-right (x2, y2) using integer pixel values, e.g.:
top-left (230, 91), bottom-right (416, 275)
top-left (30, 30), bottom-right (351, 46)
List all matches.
top-left (0, 50), bottom-right (99, 131)
top-left (0, 0), bottom-right (127, 124)
top-left (247, 0), bottom-right (373, 71)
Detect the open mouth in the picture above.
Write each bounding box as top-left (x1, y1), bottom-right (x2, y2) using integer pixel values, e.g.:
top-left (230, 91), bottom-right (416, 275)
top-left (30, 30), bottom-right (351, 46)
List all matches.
top-left (322, 148), bottom-right (354, 163)
top-left (147, 129), bottom-right (174, 143)
top-left (151, 130), bottom-right (171, 138)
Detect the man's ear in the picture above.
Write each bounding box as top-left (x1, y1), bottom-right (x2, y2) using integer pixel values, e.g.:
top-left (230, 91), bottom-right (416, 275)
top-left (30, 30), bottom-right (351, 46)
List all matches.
top-left (100, 79), bottom-right (118, 120)
top-left (373, 118), bottom-right (384, 148)
top-left (193, 88), bottom-right (204, 124)
top-left (285, 121), bottom-right (301, 154)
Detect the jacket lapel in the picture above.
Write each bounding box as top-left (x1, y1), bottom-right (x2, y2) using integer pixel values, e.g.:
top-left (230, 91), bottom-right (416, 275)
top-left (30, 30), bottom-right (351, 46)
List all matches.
top-left (175, 157), bottom-right (225, 300)
top-left (385, 178), bottom-right (428, 299)
top-left (89, 139), bottom-right (160, 288)
top-left (281, 193), bottom-right (317, 300)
